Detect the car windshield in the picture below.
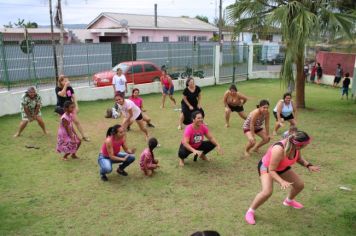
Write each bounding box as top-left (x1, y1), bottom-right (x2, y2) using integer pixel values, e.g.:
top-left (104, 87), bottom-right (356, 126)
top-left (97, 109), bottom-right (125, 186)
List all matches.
top-left (112, 63), bottom-right (129, 73)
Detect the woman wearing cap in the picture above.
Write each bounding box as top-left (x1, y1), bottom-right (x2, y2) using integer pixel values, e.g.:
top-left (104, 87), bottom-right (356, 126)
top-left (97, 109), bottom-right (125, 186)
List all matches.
top-left (14, 86), bottom-right (48, 137)
top-left (244, 131), bottom-right (320, 225)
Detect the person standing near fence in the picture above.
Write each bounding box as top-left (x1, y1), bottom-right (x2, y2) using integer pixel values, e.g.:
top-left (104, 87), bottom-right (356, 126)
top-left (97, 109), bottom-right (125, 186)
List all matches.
top-left (316, 63), bottom-right (323, 84)
top-left (98, 124), bottom-right (136, 181)
top-left (160, 70), bottom-right (176, 109)
top-left (341, 72), bottom-right (351, 100)
top-left (242, 100), bottom-right (271, 157)
top-left (223, 84), bottom-right (248, 127)
top-left (178, 77), bottom-right (205, 130)
top-left (14, 86), bottom-right (48, 137)
top-left (112, 68), bottom-right (127, 97)
top-left (310, 63), bottom-right (317, 83)
top-left (333, 63), bottom-right (343, 87)
top-left (244, 131), bottom-right (320, 225)
top-left (55, 75), bottom-right (90, 141)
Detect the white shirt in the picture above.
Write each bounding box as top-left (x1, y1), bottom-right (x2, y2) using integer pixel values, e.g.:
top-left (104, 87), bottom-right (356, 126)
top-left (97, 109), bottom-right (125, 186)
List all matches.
top-left (112, 74), bottom-right (127, 92)
top-left (117, 99), bottom-right (141, 121)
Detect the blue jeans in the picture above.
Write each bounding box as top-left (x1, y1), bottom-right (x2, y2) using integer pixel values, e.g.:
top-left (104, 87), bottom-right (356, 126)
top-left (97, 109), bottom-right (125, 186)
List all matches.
top-left (98, 152), bottom-right (135, 175)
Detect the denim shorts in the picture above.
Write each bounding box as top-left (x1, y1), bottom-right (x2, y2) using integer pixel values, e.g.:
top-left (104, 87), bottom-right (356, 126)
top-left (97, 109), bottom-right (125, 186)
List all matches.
top-left (163, 86), bottom-right (174, 95)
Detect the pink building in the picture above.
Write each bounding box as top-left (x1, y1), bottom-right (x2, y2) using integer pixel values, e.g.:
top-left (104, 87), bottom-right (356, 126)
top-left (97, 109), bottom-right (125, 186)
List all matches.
top-left (74, 12), bottom-right (218, 43)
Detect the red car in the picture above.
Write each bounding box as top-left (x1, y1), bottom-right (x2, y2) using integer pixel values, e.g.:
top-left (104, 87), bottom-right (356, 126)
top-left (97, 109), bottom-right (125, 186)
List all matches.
top-left (93, 61), bottom-right (162, 87)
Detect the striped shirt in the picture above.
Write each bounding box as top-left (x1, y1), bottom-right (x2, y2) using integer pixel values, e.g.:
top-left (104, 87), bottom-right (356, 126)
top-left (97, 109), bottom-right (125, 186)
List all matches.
top-left (243, 112), bottom-right (265, 131)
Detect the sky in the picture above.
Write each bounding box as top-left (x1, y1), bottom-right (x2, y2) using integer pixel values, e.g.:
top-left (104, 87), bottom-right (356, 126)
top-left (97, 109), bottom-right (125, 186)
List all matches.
top-left (0, 0), bottom-right (236, 27)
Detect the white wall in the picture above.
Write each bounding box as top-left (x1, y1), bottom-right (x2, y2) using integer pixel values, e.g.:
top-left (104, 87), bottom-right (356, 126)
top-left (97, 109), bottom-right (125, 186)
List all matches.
top-left (0, 77), bottom-right (215, 117)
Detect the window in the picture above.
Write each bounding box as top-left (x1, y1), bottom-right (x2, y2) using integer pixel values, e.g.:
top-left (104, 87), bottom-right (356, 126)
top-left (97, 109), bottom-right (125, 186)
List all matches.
top-left (85, 39), bottom-right (93, 43)
top-left (141, 36), bottom-right (149, 42)
top-left (163, 36), bottom-right (169, 42)
top-left (178, 36), bottom-right (189, 42)
top-left (128, 65), bottom-right (143, 74)
top-left (144, 64), bottom-right (158, 72)
top-left (196, 36), bottom-right (207, 42)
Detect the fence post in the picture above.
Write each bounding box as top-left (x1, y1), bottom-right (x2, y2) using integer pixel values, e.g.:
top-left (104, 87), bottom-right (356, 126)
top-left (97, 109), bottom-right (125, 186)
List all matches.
top-left (86, 43), bottom-right (90, 86)
top-left (214, 45), bottom-right (221, 84)
top-left (247, 43), bottom-right (253, 80)
top-left (0, 33), bottom-right (10, 90)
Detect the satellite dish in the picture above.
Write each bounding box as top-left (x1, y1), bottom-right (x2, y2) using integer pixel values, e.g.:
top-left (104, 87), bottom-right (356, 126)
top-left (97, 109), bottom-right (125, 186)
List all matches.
top-left (120, 19), bottom-right (128, 28)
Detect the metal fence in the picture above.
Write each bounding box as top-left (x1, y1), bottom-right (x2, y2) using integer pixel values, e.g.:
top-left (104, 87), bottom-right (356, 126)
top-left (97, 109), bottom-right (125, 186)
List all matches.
top-left (220, 43), bottom-right (249, 83)
top-left (252, 43), bottom-right (285, 73)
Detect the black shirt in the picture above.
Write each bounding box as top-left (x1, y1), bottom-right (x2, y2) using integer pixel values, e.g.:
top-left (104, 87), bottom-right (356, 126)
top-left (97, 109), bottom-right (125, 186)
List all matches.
top-left (183, 86), bottom-right (201, 108)
top-left (343, 77), bottom-right (351, 88)
top-left (55, 86), bottom-right (74, 107)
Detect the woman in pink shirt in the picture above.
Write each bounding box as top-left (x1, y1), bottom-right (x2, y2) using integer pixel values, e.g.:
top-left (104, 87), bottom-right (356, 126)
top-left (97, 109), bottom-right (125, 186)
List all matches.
top-left (129, 88), bottom-right (155, 128)
top-left (97, 124), bottom-right (136, 181)
top-left (178, 111), bottom-right (223, 167)
top-left (244, 131), bottom-right (320, 225)
top-left (160, 70), bottom-right (176, 108)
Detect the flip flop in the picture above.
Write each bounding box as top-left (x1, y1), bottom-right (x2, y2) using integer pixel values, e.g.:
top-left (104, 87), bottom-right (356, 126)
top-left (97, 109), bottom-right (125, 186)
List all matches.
top-left (82, 136), bottom-right (90, 142)
top-left (193, 154), bottom-right (198, 162)
top-left (25, 145), bottom-right (40, 149)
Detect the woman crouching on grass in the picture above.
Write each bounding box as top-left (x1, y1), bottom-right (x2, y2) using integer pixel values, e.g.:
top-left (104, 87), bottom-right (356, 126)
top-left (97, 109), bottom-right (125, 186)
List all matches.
top-left (178, 111), bottom-right (223, 167)
top-left (98, 124), bottom-right (136, 181)
top-left (242, 99), bottom-right (271, 157)
top-left (244, 131), bottom-right (320, 225)
top-left (56, 101), bottom-right (81, 160)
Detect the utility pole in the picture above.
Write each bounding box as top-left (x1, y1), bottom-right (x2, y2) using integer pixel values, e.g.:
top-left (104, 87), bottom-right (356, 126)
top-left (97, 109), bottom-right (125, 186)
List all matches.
top-left (56, 0), bottom-right (65, 75)
top-left (49, 0), bottom-right (59, 82)
top-left (218, 0), bottom-right (222, 51)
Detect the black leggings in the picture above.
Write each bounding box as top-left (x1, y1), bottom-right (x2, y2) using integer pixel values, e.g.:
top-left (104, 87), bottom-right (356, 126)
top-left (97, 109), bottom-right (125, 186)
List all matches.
top-left (178, 141), bottom-right (216, 159)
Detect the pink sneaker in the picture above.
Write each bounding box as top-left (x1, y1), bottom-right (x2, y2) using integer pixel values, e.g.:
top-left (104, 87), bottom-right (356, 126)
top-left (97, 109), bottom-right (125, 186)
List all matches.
top-left (245, 211), bottom-right (256, 225)
top-left (283, 199), bottom-right (304, 209)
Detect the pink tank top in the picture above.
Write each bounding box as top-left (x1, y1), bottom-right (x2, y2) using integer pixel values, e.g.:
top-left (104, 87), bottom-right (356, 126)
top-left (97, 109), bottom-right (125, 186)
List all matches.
top-left (101, 136), bottom-right (125, 157)
top-left (161, 76), bottom-right (170, 88)
top-left (262, 139), bottom-right (299, 171)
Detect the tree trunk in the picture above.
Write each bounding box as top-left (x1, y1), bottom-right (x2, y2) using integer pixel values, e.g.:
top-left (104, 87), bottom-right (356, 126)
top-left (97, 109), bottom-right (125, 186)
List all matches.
top-left (295, 52), bottom-right (305, 108)
top-left (57, 0), bottom-right (64, 75)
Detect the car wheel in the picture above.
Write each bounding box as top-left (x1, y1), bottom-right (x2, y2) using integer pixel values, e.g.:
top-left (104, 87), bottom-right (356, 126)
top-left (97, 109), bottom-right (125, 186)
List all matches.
top-left (181, 72), bottom-right (187, 79)
top-left (152, 77), bottom-right (160, 82)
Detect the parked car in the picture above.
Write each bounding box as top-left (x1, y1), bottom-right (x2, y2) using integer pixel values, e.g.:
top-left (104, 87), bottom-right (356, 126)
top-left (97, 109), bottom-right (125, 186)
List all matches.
top-left (261, 53), bottom-right (285, 65)
top-left (93, 61), bottom-right (162, 87)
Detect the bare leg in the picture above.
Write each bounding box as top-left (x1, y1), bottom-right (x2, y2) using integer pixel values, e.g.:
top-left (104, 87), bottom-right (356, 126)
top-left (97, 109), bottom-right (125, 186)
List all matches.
top-left (179, 158), bottom-right (185, 167)
top-left (161, 94), bottom-right (167, 108)
top-left (249, 173), bottom-right (274, 210)
top-left (178, 112), bottom-right (184, 130)
top-left (279, 169), bottom-right (304, 200)
top-left (71, 140), bottom-right (81, 159)
top-left (169, 95), bottom-right (176, 106)
top-left (238, 111), bottom-right (247, 120)
top-left (244, 131), bottom-right (256, 157)
top-left (136, 120), bottom-right (149, 140)
top-left (36, 116), bottom-right (48, 135)
top-left (225, 108), bottom-right (231, 127)
top-left (14, 120), bottom-right (29, 137)
top-left (62, 153), bottom-right (70, 161)
top-left (252, 129), bottom-right (270, 153)
top-left (273, 122), bottom-right (281, 135)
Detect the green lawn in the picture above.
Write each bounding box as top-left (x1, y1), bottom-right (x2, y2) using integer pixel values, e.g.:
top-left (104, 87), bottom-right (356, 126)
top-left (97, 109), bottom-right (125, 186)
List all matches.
top-left (0, 79), bottom-right (355, 236)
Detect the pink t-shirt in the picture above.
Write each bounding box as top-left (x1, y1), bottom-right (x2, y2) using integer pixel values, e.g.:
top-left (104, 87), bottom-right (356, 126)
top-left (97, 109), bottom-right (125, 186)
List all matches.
top-left (117, 99), bottom-right (141, 121)
top-left (182, 124), bottom-right (209, 149)
top-left (262, 139), bottom-right (300, 171)
top-left (129, 97), bottom-right (143, 110)
top-left (140, 148), bottom-right (154, 170)
top-left (101, 136), bottom-right (125, 157)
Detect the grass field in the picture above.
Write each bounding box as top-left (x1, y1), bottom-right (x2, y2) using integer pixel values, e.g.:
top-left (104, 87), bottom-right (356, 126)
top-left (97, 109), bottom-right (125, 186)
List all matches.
top-left (0, 79), bottom-right (355, 236)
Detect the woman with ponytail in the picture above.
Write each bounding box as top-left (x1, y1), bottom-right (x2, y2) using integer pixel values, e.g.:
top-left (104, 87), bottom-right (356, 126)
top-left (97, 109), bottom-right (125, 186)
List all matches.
top-left (139, 137), bottom-right (160, 176)
top-left (242, 99), bottom-right (271, 157)
top-left (244, 131), bottom-right (320, 225)
top-left (97, 124), bottom-right (136, 181)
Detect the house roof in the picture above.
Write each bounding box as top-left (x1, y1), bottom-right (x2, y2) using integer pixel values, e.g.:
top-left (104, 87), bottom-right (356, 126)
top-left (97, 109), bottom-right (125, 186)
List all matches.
top-left (87, 12), bottom-right (218, 32)
top-left (0, 28), bottom-right (67, 34)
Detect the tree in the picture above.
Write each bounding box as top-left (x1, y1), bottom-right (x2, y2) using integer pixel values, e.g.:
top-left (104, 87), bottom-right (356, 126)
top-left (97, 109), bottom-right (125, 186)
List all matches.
top-left (3, 22), bottom-right (13, 28)
top-left (24, 21), bottom-right (38, 28)
top-left (196, 15), bottom-right (209, 23)
top-left (227, 0), bottom-right (356, 108)
top-left (3, 19), bottom-right (38, 28)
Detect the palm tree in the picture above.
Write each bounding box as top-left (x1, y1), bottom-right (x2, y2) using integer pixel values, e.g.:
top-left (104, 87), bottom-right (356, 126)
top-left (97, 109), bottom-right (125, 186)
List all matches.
top-left (227, 0), bottom-right (356, 108)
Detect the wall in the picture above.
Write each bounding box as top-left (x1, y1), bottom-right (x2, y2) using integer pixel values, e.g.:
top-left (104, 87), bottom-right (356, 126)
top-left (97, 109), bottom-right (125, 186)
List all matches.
top-left (129, 29), bottom-right (214, 43)
top-left (316, 51), bottom-right (355, 77)
top-left (89, 16), bottom-right (120, 29)
top-left (0, 77), bottom-right (215, 117)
